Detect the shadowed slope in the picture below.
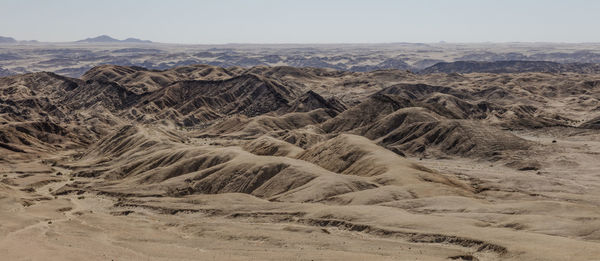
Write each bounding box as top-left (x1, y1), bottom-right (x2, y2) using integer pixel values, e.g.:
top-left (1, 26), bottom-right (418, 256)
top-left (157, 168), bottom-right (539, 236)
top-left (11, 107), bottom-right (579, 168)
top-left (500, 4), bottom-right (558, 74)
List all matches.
top-left (71, 125), bottom-right (379, 203)
top-left (81, 64), bottom-right (236, 94)
top-left (297, 134), bottom-right (472, 203)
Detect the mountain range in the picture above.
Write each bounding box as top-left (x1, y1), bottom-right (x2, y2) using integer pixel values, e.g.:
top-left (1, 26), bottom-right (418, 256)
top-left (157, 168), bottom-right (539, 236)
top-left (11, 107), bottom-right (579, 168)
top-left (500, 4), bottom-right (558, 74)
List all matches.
top-left (75, 35), bottom-right (152, 43)
top-left (0, 35), bottom-right (152, 44)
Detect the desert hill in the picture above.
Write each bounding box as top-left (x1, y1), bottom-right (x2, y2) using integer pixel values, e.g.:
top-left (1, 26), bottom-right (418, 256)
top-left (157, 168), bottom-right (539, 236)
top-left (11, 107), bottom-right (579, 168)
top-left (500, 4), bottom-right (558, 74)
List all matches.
top-left (5, 42), bottom-right (600, 78)
top-left (421, 60), bottom-right (600, 74)
top-left (2, 64), bottom-right (600, 260)
top-left (2, 64), bottom-right (597, 158)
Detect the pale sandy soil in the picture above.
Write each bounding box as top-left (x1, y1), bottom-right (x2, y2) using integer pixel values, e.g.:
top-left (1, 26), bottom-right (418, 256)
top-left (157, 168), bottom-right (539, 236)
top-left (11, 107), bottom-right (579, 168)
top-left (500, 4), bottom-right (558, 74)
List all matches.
top-left (2, 128), bottom-right (600, 261)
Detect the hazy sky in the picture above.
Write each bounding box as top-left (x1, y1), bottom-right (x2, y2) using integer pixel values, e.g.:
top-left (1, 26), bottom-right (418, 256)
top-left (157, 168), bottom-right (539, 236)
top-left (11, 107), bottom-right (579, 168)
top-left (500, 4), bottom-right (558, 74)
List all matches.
top-left (2, 0), bottom-right (599, 44)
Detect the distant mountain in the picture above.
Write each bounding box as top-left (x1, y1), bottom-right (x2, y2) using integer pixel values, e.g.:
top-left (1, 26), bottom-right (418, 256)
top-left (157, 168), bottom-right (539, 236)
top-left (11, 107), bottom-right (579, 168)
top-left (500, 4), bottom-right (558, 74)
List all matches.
top-left (122, 37), bottom-right (152, 43)
top-left (0, 36), bottom-right (17, 43)
top-left (420, 60), bottom-right (600, 74)
top-left (76, 35), bottom-right (152, 43)
top-left (0, 36), bottom-right (39, 44)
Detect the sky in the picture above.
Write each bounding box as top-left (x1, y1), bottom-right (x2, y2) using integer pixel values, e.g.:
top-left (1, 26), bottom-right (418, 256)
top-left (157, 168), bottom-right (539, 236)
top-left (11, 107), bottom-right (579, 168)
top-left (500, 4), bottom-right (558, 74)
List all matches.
top-left (1, 0), bottom-right (599, 44)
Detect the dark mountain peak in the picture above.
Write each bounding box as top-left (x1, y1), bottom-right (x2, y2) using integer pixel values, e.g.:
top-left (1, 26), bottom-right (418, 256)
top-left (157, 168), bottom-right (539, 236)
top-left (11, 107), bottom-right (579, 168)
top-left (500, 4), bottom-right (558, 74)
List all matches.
top-left (76, 35), bottom-right (152, 43)
top-left (0, 36), bottom-right (17, 43)
top-left (77, 35), bottom-right (119, 43)
top-left (122, 37), bottom-right (153, 43)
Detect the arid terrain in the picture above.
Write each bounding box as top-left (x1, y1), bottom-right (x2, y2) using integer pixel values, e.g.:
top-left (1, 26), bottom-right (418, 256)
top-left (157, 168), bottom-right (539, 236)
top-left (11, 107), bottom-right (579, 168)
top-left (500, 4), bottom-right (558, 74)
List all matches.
top-left (3, 39), bottom-right (600, 77)
top-left (2, 43), bottom-right (600, 260)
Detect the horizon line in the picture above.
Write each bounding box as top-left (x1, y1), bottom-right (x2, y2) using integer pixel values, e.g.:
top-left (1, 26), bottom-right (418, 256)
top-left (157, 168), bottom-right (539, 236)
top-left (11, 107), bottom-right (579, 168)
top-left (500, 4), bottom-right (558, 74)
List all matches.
top-left (4, 40), bottom-right (600, 46)
top-left (4, 34), bottom-right (600, 46)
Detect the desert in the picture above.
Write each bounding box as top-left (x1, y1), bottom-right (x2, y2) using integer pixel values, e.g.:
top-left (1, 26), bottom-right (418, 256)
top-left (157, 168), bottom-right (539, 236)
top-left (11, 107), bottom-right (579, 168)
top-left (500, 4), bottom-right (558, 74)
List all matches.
top-left (2, 47), bottom-right (600, 259)
top-left (3, 1), bottom-right (600, 259)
